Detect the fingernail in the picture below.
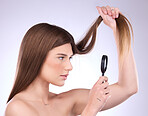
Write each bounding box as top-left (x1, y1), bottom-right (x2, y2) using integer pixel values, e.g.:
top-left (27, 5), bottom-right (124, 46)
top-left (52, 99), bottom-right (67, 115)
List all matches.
top-left (96, 6), bottom-right (100, 9)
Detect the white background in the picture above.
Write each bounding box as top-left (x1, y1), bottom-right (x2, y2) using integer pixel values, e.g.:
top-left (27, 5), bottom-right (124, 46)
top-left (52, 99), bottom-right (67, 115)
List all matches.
top-left (0, 0), bottom-right (148, 115)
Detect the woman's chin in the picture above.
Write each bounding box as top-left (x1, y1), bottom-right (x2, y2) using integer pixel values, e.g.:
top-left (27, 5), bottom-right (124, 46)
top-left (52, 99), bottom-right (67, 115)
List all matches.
top-left (58, 82), bottom-right (65, 87)
top-left (52, 82), bottom-right (65, 87)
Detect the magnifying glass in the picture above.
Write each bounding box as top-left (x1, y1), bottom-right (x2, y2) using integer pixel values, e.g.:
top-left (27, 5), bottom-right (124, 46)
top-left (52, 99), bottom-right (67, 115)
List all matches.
top-left (101, 55), bottom-right (108, 76)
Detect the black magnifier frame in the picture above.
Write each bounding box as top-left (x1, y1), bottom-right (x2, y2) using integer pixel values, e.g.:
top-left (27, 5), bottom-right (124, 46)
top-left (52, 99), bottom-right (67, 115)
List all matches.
top-left (101, 55), bottom-right (108, 76)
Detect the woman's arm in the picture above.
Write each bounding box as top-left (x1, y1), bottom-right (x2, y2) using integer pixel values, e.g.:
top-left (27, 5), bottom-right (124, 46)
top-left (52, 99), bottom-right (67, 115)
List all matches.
top-left (97, 6), bottom-right (138, 110)
top-left (71, 6), bottom-right (138, 115)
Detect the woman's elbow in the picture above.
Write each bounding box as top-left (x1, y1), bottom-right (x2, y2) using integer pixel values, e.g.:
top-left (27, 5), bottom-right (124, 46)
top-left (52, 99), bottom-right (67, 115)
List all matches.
top-left (130, 86), bottom-right (138, 95)
top-left (128, 81), bottom-right (139, 96)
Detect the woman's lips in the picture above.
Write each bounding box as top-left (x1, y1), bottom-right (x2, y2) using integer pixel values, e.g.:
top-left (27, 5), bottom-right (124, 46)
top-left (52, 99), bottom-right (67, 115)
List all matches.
top-left (60, 74), bottom-right (68, 80)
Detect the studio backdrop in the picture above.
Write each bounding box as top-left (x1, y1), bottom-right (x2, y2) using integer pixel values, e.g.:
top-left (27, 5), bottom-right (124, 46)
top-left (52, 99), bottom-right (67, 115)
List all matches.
top-left (0, 0), bottom-right (148, 115)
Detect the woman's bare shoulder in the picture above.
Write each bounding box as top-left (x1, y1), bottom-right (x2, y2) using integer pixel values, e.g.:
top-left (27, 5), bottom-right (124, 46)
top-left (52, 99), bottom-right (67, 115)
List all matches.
top-left (5, 98), bottom-right (38, 116)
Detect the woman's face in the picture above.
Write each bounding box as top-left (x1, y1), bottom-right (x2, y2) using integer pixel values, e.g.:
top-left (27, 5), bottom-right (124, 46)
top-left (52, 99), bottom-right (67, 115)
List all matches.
top-left (39, 43), bottom-right (73, 86)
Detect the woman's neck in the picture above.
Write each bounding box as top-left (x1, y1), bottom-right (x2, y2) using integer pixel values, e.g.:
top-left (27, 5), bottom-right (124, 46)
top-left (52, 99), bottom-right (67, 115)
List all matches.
top-left (22, 76), bottom-right (50, 104)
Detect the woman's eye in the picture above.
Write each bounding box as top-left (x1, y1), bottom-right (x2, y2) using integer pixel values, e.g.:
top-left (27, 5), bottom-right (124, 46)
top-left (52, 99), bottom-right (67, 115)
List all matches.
top-left (58, 57), bottom-right (64, 60)
top-left (69, 57), bottom-right (73, 60)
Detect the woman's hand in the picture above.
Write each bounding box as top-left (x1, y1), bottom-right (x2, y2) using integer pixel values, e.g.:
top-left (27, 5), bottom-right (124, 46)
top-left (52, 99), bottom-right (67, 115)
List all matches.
top-left (96, 6), bottom-right (120, 30)
top-left (82, 76), bottom-right (111, 116)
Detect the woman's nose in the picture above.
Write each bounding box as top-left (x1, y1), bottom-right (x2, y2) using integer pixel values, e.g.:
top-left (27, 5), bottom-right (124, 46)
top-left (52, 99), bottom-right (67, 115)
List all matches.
top-left (65, 60), bottom-right (73, 71)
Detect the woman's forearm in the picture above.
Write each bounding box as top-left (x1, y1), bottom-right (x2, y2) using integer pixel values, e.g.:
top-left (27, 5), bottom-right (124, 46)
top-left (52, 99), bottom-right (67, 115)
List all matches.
top-left (113, 27), bottom-right (138, 94)
top-left (81, 104), bottom-right (98, 116)
top-left (81, 108), bottom-right (96, 116)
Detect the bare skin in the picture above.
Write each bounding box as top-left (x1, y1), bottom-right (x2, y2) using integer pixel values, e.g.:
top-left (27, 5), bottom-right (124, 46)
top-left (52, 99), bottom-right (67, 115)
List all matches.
top-left (5, 6), bottom-right (138, 116)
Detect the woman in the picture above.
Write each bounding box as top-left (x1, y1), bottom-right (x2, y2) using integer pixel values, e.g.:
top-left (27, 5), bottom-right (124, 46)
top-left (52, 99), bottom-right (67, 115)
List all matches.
top-left (5, 6), bottom-right (138, 116)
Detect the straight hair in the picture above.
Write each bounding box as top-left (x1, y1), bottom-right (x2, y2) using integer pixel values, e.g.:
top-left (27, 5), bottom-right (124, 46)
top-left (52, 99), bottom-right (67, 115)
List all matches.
top-left (7, 14), bottom-right (133, 103)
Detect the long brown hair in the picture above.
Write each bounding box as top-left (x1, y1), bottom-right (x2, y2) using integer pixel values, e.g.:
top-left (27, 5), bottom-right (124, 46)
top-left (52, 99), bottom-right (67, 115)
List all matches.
top-left (76, 14), bottom-right (133, 57)
top-left (7, 13), bottom-right (133, 103)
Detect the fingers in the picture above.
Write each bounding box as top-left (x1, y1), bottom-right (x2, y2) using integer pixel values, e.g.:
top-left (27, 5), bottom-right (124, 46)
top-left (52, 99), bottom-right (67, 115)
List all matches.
top-left (102, 6), bottom-right (108, 15)
top-left (96, 6), bottom-right (105, 18)
top-left (89, 76), bottom-right (111, 111)
top-left (96, 76), bottom-right (108, 85)
top-left (111, 7), bottom-right (116, 18)
top-left (114, 7), bottom-right (120, 18)
top-left (97, 5), bottom-right (120, 19)
top-left (106, 6), bottom-right (112, 16)
top-left (102, 81), bottom-right (109, 89)
top-left (96, 76), bottom-right (110, 94)
top-left (103, 87), bottom-right (110, 95)
top-left (96, 86), bottom-right (110, 103)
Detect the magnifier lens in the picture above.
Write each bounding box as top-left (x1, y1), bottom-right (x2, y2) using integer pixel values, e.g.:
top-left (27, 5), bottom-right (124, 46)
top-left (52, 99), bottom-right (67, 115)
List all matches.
top-left (101, 55), bottom-right (108, 76)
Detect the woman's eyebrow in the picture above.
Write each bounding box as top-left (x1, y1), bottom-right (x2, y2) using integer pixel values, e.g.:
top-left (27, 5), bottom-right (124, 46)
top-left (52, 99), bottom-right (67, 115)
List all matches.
top-left (56, 53), bottom-right (73, 57)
